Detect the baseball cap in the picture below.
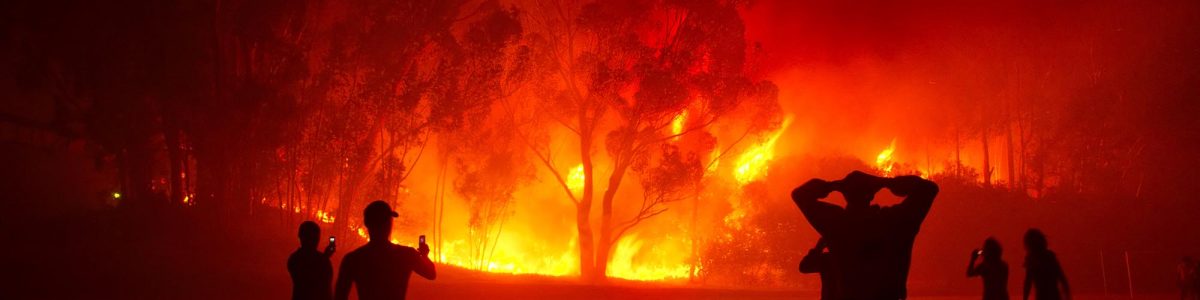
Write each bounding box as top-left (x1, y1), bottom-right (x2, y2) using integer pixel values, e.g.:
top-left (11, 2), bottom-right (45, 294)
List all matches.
top-left (364, 200), bottom-right (399, 224)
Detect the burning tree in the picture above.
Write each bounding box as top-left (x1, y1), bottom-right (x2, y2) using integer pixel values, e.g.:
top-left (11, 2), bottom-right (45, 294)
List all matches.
top-left (303, 0), bottom-right (524, 235)
top-left (437, 6), bottom-right (533, 268)
top-left (519, 0), bottom-right (780, 280)
top-left (442, 113), bottom-right (535, 269)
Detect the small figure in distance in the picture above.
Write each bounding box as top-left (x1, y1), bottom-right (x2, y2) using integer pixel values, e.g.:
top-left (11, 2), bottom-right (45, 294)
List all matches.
top-left (1022, 229), bottom-right (1070, 300)
top-left (968, 237), bottom-right (1009, 300)
top-left (288, 221), bottom-right (336, 300)
top-left (1180, 256), bottom-right (1197, 300)
top-left (334, 200), bottom-right (436, 300)
top-left (1193, 257), bottom-right (1200, 300)
top-left (800, 237), bottom-right (837, 300)
top-left (1193, 258), bottom-right (1200, 300)
top-left (792, 171), bottom-right (939, 300)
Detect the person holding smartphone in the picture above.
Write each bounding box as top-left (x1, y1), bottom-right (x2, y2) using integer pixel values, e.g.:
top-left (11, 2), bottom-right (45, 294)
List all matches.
top-left (968, 237), bottom-right (1009, 300)
top-left (335, 200), bottom-right (436, 300)
top-left (288, 221), bottom-right (336, 300)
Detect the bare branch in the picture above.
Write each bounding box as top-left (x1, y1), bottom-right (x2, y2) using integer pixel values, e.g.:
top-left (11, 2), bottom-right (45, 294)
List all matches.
top-left (705, 125), bottom-right (754, 170)
top-left (519, 133), bottom-right (580, 205)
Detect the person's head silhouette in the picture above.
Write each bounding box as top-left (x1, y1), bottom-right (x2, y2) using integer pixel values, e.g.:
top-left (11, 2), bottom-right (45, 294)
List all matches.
top-left (363, 200), bottom-right (399, 243)
top-left (1024, 228), bottom-right (1048, 253)
top-left (298, 221), bottom-right (321, 249)
top-left (834, 171), bottom-right (883, 210)
top-left (982, 237), bottom-right (1003, 261)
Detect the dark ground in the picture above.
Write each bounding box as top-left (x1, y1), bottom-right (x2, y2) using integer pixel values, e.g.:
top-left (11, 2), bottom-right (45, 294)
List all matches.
top-left (0, 145), bottom-right (1184, 299)
top-left (0, 205), bottom-right (1177, 300)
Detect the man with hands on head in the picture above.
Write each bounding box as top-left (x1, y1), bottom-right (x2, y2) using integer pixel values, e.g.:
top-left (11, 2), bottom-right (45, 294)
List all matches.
top-left (792, 171), bottom-right (939, 300)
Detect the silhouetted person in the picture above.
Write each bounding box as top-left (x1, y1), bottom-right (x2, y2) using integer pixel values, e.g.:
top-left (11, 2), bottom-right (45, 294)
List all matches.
top-left (1022, 229), bottom-right (1070, 300)
top-left (1181, 256), bottom-right (1197, 300)
top-left (289, 221), bottom-right (336, 300)
top-left (1193, 260), bottom-right (1200, 300)
top-left (792, 171), bottom-right (938, 300)
top-left (800, 238), bottom-right (837, 300)
top-left (968, 237), bottom-right (1009, 300)
top-left (334, 201), bottom-right (435, 300)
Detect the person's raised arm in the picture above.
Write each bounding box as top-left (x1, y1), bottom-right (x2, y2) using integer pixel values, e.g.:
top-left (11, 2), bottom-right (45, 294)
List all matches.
top-left (967, 251), bottom-right (981, 277)
top-left (791, 179), bottom-right (840, 236)
top-left (412, 244), bottom-right (437, 280)
top-left (333, 256), bottom-right (353, 300)
top-left (887, 175), bottom-right (939, 223)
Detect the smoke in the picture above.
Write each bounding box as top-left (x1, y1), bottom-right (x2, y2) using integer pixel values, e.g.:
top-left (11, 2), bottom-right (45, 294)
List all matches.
top-left (735, 0), bottom-right (1200, 293)
top-left (741, 0), bottom-right (1200, 164)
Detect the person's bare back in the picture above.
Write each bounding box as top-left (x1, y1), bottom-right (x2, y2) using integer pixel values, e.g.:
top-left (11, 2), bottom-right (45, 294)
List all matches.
top-left (334, 201), bottom-right (435, 300)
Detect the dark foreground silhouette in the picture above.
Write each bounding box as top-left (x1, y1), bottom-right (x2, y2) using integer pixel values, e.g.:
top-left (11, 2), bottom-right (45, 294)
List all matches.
top-left (800, 238), bottom-right (837, 300)
top-left (792, 171), bottom-right (939, 300)
top-left (335, 200), bottom-right (436, 300)
top-left (968, 237), bottom-right (1009, 300)
top-left (1022, 229), bottom-right (1070, 300)
top-left (289, 221), bottom-right (335, 300)
top-left (1182, 256), bottom-right (1199, 300)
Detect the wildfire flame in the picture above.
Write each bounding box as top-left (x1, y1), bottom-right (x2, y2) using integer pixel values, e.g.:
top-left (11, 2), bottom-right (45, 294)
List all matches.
top-left (439, 234), bottom-right (579, 276)
top-left (670, 110), bottom-right (688, 140)
top-left (732, 116), bottom-right (793, 185)
top-left (316, 209), bottom-right (336, 223)
top-left (876, 139), bottom-right (897, 176)
top-left (706, 150), bottom-right (720, 174)
top-left (567, 164), bottom-right (585, 191)
top-left (606, 233), bottom-right (691, 280)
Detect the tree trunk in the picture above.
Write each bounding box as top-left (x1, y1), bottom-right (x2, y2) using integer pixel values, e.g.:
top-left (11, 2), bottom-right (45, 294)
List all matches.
top-left (982, 127), bottom-right (991, 187)
top-left (577, 131), bottom-right (596, 281)
top-left (689, 188), bottom-right (699, 282)
top-left (334, 169), bottom-right (368, 237)
top-left (1006, 122), bottom-right (1015, 190)
top-left (595, 159), bottom-right (631, 280)
top-left (165, 125), bottom-right (185, 204)
top-left (1017, 118), bottom-right (1027, 191)
top-left (126, 141), bottom-right (156, 206)
top-left (954, 128), bottom-right (962, 177)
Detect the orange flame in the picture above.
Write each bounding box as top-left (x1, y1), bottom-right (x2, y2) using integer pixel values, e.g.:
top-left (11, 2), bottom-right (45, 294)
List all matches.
top-left (732, 116), bottom-right (793, 185)
top-left (567, 164), bottom-right (585, 191)
top-left (606, 233), bottom-right (692, 280)
top-left (876, 139), bottom-right (897, 177)
top-left (670, 110), bottom-right (688, 141)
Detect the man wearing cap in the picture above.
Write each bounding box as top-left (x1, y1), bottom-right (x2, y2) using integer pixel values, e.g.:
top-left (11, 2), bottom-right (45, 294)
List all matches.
top-left (334, 201), bottom-right (436, 300)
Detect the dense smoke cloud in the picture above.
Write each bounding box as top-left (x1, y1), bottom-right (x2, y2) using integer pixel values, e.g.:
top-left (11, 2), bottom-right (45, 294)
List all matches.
top-left (741, 0), bottom-right (1200, 174)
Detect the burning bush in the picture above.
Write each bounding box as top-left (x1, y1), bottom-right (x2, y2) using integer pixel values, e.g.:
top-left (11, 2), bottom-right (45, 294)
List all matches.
top-left (700, 181), bottom-right (809, 287)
